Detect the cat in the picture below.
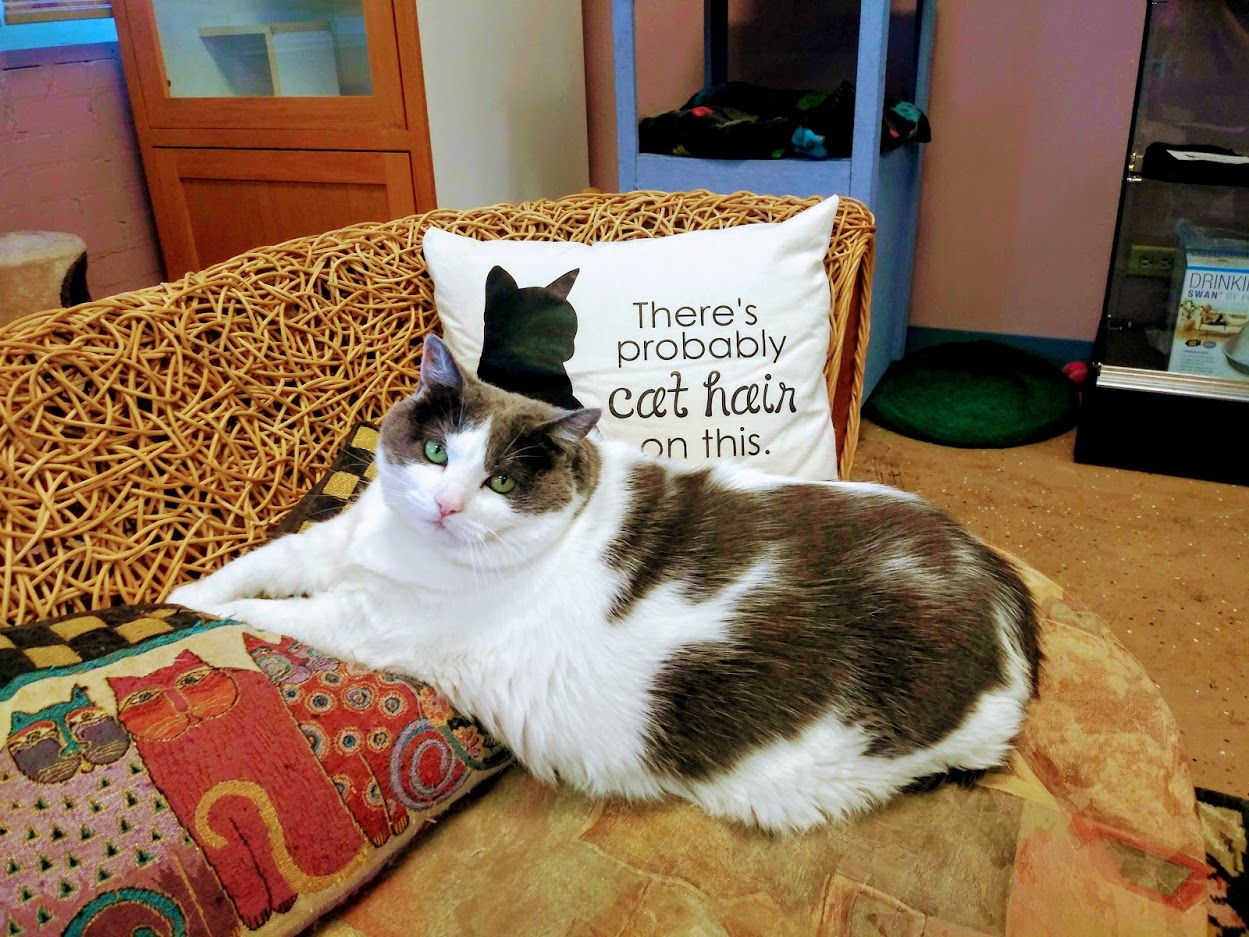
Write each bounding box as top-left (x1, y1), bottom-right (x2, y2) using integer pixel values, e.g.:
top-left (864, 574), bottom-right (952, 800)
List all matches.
top-left (476, 264), bottom-right (583, 410)
top-left (1, 685), bottom-right (238, 937)
top-left (7, 685), bottom-right (129, 784)
top-left (108, 650), bottom-right (368, 929)
top-left (167, 335), bottom-right (1042, 834)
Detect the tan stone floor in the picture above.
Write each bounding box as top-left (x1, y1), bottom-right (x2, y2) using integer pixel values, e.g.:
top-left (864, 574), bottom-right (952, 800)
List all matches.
top-left (850, 420), bottom-right (1249, 799)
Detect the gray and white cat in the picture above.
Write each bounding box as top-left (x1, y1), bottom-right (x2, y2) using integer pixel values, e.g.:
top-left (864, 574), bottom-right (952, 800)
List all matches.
top-left (168, 336), bottom-right (1041, 833)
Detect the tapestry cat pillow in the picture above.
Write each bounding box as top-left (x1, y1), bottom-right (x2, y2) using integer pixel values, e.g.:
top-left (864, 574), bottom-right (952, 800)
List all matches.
top-left (0, 605), bottom-right (510, 937)
top-left (422, 194), bottom-right (842, 480)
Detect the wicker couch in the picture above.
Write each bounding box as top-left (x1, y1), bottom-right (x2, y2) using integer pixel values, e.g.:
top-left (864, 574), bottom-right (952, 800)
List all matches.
top-left (0, 192), bottom-right (1209, 936)
top-left (0, 191), bottom-right (871, 627)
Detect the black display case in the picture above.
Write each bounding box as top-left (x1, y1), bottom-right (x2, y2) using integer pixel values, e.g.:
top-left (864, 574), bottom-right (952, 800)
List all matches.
top-left (1074, 0), bottom-right (1249, 486)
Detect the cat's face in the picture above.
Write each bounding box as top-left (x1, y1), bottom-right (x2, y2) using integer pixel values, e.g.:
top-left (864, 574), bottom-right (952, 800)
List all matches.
top-left (6, 685), bottom-right (130, 784)
top-left (377, 337), bottom-right (600, 559)
top-left (244, 633), bottom-right (337, 685)
top-left (109, 650), bottom-right (239, 742)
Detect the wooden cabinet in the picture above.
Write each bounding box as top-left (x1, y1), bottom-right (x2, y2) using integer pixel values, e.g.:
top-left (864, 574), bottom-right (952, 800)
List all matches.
top-left (114, 0), bottom-right (588, 279)
top-left (146, 148), bottom-right (416, 272)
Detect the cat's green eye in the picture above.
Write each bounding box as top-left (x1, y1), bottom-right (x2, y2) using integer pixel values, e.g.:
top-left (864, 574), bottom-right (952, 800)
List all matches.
top-left (424, 439), bottom-right (448, 465)
top-left (487, 474), bottom-right (516, 494)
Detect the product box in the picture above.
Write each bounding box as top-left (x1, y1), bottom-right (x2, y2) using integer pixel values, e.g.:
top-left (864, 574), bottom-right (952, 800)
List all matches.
top-left (1167, 249), bottom-right (1249, 381)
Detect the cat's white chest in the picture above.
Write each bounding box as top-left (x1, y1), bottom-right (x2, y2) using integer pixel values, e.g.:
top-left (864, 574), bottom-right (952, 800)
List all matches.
top-left (412, 562), bottom-right (652, 788)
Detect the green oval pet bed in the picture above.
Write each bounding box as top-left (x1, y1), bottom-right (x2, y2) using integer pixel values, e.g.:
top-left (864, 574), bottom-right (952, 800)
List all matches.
top-left (863, 341), bottom-right (1080, 448)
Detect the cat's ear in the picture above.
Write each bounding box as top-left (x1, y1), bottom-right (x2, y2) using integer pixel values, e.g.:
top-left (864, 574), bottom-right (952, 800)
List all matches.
top-left (173, 649), bottom-right (206, 669)
top-left (419, 335), bottom-right (464, 393)
top-left (106, 673), bottom-right (136, 695)
top-left (9, 708), bottom-right (34, 733)
top-left (69, 685), bottom-right (92, 708)
top-left (546, 268), bottom-right (580, 301)
top-left (485, 265), bottom-right (519, 302)
top-left (543, 407), bottom-right (601, 449)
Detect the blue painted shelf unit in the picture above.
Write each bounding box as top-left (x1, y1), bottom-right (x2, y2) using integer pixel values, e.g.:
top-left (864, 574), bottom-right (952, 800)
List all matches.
top-left (612, 0), bottom-right (936, 396)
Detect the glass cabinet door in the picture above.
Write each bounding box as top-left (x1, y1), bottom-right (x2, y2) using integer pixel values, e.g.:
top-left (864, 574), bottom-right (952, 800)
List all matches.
top-left (1130, 2), bottom-right (1249, 160)
top-left (153, 0), bottom-right (373, 98)
top-left (115, 0), bottom-right (408, 131)
top-left (1076, 1), bottom-right (1249, 485)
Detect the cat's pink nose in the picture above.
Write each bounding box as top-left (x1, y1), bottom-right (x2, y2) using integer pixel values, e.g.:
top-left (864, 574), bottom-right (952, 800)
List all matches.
top-left (436, 498), bottom-right (461, 520)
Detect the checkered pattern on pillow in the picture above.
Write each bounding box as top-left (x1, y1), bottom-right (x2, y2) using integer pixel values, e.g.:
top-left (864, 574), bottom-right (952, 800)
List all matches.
top-left (0, 605), bottom-right (204, 685)
top-left (272, 423), bottom-right (379, 537)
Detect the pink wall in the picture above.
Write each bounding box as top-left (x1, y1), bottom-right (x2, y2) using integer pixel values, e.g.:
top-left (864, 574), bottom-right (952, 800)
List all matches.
top-left (0, 45), bottom-right (164, 301)
top-left (584, 0), bottom-right (1146, 343)
top-left (632, 0), bottom-right (704, 120)
top-left (910, 0), bottom-right (1143, 341)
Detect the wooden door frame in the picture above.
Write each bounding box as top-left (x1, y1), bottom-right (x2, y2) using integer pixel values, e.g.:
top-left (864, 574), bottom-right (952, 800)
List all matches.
top-left (392, 0), bottom-right (436, 210)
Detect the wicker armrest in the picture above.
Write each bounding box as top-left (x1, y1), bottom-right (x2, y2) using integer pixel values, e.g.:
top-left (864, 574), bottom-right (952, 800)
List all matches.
top-left (0, 191), bottom-right (873, 626)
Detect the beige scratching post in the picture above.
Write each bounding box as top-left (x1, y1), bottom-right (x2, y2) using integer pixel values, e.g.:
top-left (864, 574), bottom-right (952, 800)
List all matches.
top-left (0, 231), bottom-right (90, 328)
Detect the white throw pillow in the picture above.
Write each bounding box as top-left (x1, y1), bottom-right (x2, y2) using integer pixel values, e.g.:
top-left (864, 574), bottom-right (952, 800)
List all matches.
top-left (422, 195), bottom-right (841, 480)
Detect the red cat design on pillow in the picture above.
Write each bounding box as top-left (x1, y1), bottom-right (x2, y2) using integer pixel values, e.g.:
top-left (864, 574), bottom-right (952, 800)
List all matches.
top-left (1, 684), bottom-right (237, 937)
top-left (243, 634), bottom-right (506, 845)
top-left (243, 634), bottom-right (422, 846)
top-left (108, 649), bottom-right (367, 930)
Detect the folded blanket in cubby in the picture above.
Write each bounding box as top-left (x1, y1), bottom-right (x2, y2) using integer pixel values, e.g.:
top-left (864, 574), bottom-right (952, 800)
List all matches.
top-left (638, 80), bottom-right (931, 161)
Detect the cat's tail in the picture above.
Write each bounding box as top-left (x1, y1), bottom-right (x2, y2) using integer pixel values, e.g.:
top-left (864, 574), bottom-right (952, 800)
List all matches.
top-left (62, 887), bottom-right (187, 937)
top-left (195, 779), bottom-right (369, 892)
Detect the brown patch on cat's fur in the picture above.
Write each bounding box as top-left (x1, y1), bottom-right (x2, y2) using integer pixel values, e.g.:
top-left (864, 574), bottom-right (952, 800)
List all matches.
top-left (480, 389), bottom-right (600, 515)
top-left (604, 466), bottom-right (1040, 780)
top-left (607, 464), bottom-right (758, 619)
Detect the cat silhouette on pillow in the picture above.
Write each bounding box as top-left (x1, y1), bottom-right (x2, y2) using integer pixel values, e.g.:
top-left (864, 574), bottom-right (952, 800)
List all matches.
top-left (476, 264), bottom-right (583, 410)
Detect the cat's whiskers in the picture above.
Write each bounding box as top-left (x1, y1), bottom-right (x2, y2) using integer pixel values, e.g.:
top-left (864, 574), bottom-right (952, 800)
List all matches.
top-left (473, 520), bottom-right (529, 570)
top-left (465, 523), bottom-right (523, 574)
top-left (495, 425), bottom-right (528, 459)
top-left (472, 518), bottom-right (507, 545)
top-left (461, 532), bottom-right (485, 585)
top-left (445, 516), bottom-right (511, 582)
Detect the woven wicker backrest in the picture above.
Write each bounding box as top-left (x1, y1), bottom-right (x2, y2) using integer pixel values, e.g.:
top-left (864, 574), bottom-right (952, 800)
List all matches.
top-left (0, 190), bottom-right (874, 626)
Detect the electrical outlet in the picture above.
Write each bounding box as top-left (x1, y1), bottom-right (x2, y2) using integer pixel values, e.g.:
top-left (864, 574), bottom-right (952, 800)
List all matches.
top-left (1127, 245), bottom-right (1177, 278)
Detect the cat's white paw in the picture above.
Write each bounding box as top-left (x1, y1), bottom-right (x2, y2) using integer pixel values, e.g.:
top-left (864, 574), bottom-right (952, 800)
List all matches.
top-left (170, 596), bottom-right (295, 635)
top-left (196, 598), bottom-right (344, 653)
top-left (204, 598), bottom-right (281, 629)
top-left (167, 580), bottom-right (228, 612)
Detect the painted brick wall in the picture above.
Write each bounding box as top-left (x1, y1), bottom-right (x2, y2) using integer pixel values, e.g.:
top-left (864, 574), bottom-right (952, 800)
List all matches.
top-left (0, 43), bottom-right (164, 300)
